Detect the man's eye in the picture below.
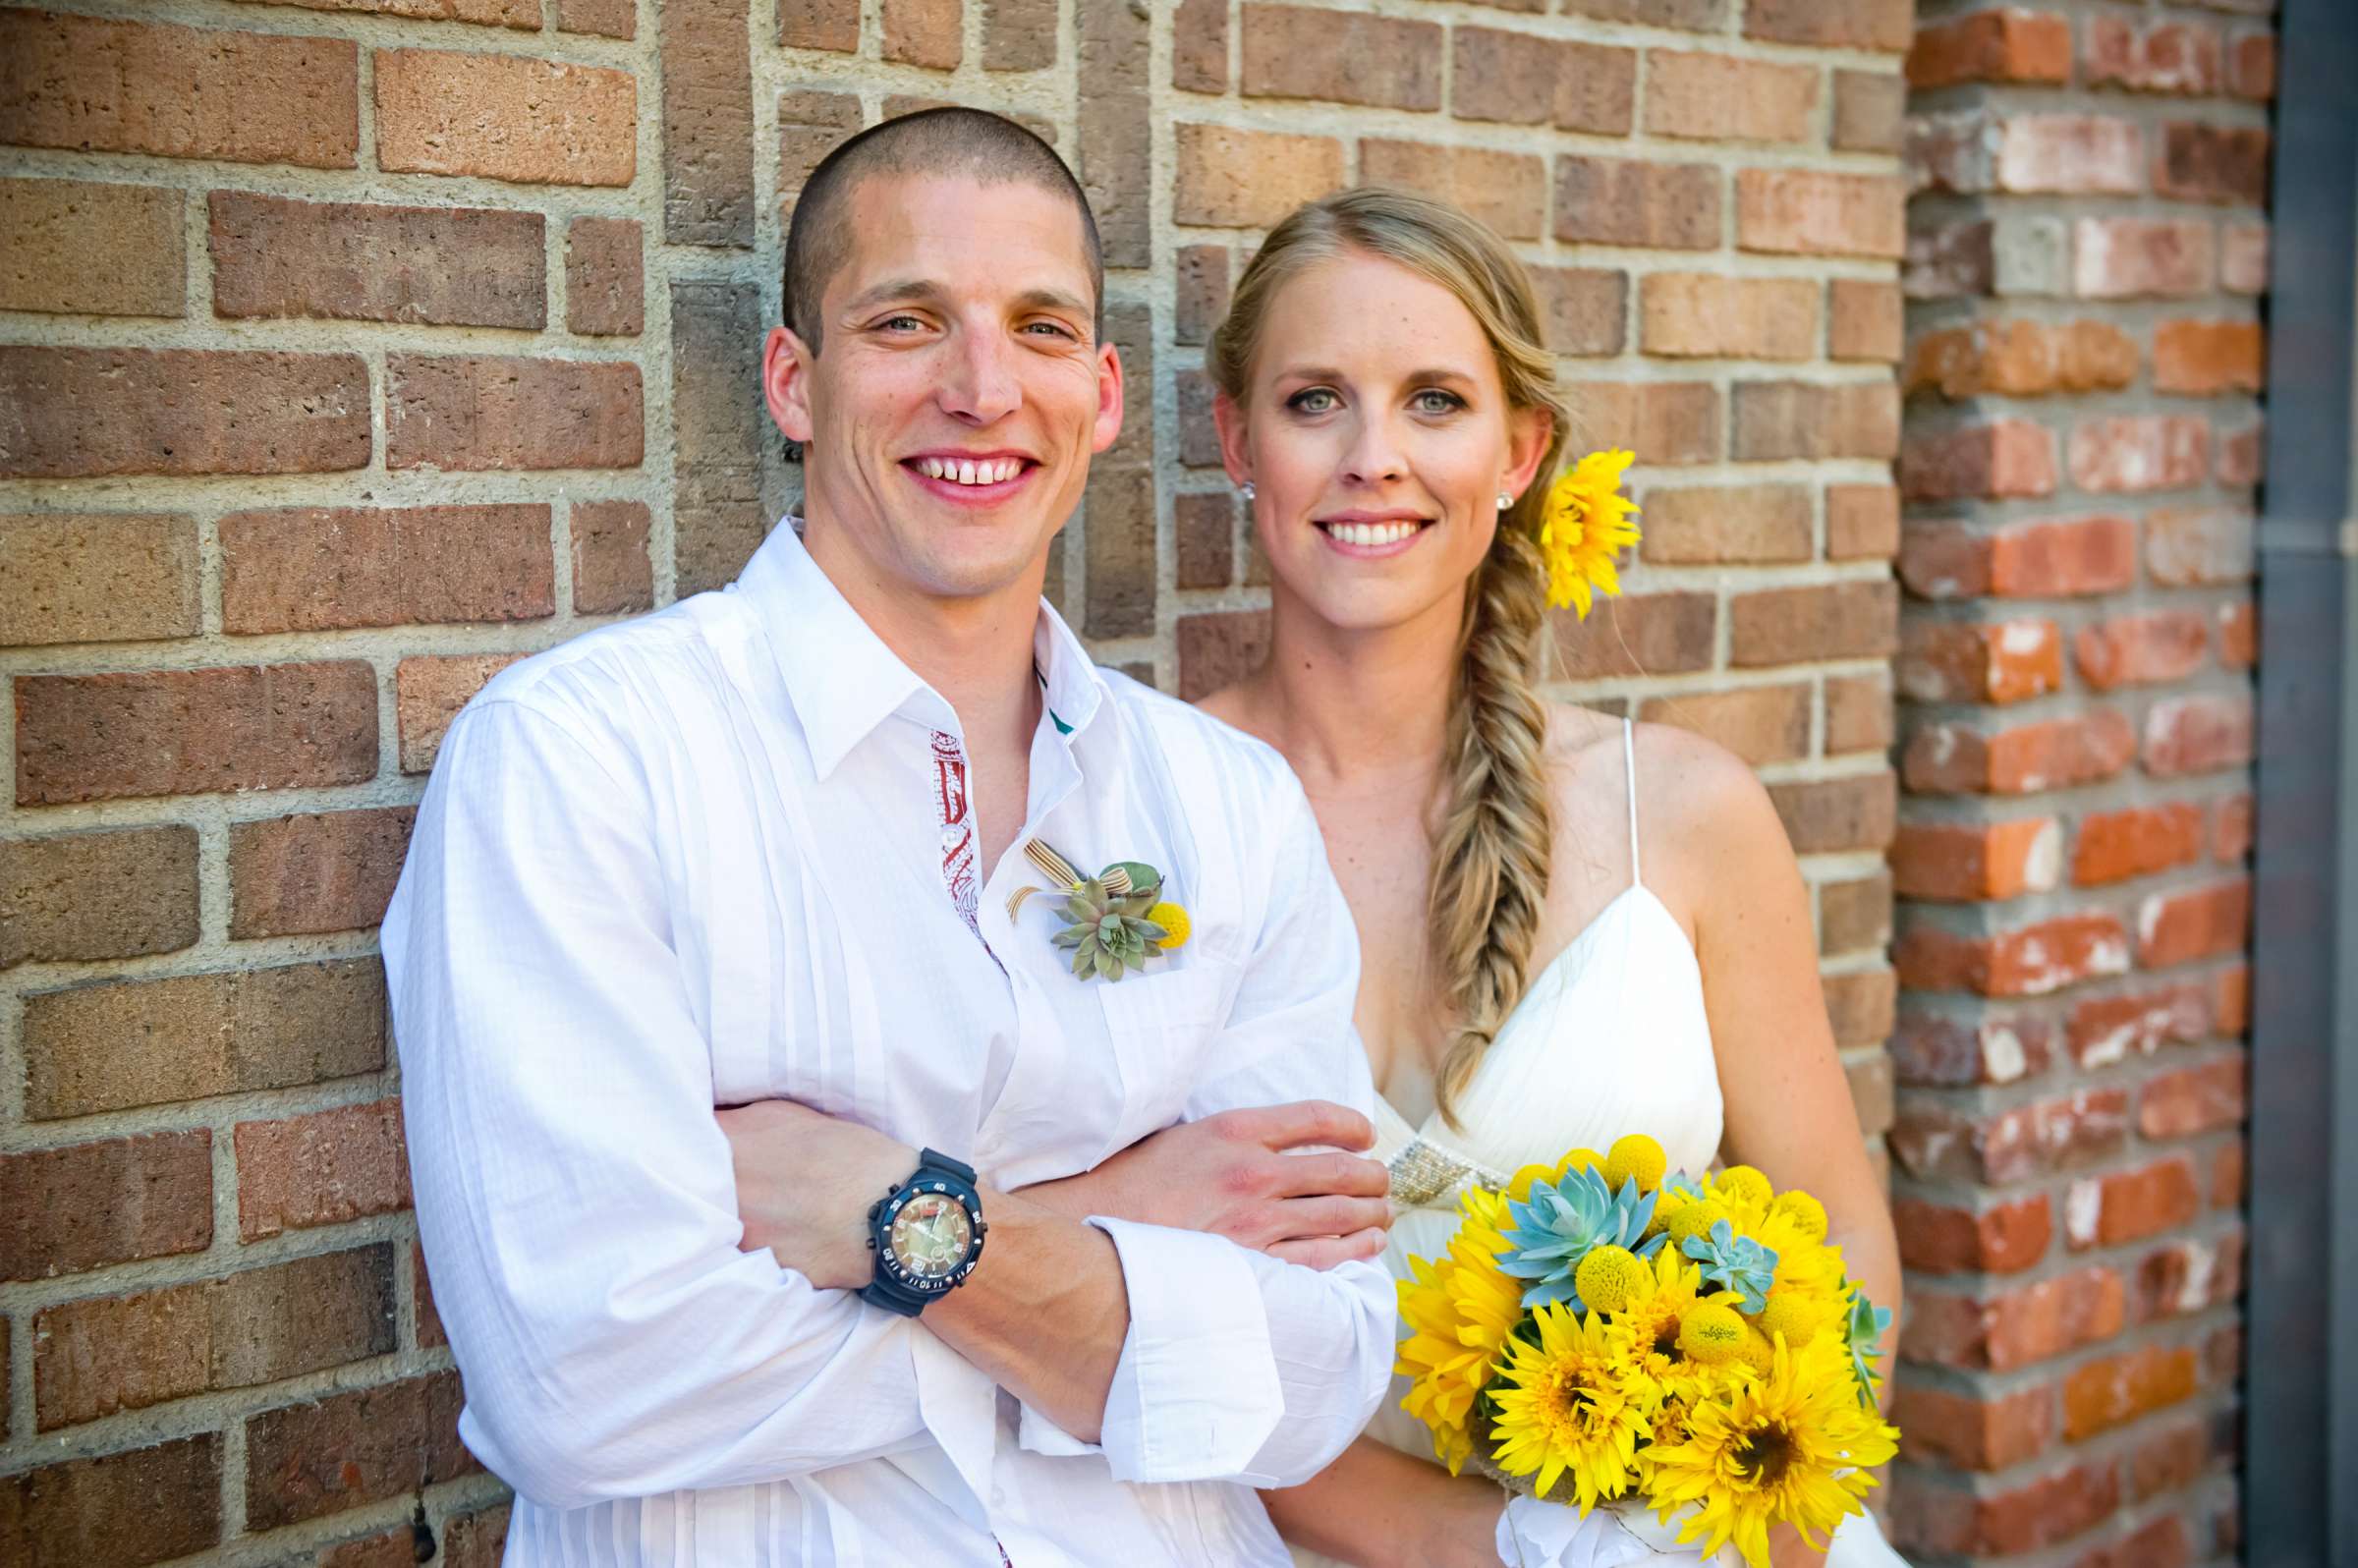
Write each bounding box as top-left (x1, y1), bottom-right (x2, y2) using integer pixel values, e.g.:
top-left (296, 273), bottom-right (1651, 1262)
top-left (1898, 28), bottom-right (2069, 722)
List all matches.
top-left (1024, 320), bottom-right (1076, 339)
top-left (1289, 388), bottom-right (1338, 414)
top-left (879, 314), bottom-right (926, 332)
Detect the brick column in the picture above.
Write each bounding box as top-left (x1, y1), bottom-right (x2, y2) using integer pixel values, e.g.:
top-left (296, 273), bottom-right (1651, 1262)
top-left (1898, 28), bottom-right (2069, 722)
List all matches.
top-left (1887, 4), bottom-right (2270, 1561)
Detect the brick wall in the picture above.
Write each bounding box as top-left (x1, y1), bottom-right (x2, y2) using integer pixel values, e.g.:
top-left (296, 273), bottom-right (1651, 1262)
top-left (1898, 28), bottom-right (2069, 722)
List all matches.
top-left (1885, 2), bottom-right (2268, 1562)
top-left (0, 1), bottom-right (1916, 1560)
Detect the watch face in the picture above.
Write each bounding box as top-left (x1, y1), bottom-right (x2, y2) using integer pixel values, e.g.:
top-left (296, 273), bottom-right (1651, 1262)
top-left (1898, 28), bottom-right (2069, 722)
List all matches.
top-left (888, 1192), bottom-right (974, 1283)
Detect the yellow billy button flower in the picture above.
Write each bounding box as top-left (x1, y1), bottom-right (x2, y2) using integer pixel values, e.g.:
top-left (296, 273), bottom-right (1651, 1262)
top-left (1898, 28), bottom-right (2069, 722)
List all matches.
top-left (1676, 1300), bottom-right (1748, 1366)
top-left (1712, 1165), bottom-right (1774, 1220)
top-left (1558, 1148), bottom-right (1606, 1179)
top-left (1603, 1133), bottom-right (1667, 1194)
top-left (1755, 1291), bottom-right (1828, 1350)
top-left (1665, 1200), bottom-right (1727, 1249)
top-left (1537, 449), bottom-right (1642, 619)
top-left (1768, 1190), bottom-right (1828, 1242)
top-left (1145, 901), bottom-right (1190, 949)
top-left (1574, 1244), bottom-right (1647, 1316)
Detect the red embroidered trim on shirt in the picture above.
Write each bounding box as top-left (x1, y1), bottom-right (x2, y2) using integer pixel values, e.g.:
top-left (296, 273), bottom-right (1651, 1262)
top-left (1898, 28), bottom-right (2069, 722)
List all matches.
top-left (931, 730), bottom-right (982, 937)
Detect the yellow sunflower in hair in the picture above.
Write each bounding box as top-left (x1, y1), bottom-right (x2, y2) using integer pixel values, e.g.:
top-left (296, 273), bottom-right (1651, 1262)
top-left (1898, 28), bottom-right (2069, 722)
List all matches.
top-left (1537, 449), bottom-right (1642, 618)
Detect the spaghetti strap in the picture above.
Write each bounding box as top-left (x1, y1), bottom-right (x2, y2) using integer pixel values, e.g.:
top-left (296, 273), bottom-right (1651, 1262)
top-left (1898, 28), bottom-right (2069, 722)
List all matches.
top-left (1622, 716), bottom-right (1641, 888)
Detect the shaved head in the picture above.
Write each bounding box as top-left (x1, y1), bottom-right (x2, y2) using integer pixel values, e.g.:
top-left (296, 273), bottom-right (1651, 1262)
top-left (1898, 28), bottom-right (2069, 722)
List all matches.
top-left (783, 107), bottom-right (1104, 352)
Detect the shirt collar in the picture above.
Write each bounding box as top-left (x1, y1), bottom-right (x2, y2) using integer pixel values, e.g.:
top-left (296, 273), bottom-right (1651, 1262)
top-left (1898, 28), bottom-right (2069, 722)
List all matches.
top-left (731, 518), bottom-right (1110, 780)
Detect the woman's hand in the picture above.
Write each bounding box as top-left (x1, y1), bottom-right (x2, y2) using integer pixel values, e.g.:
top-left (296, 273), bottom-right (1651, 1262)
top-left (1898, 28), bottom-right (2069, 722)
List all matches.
top-left (1020, 1099), bottom-right (1393, 1268)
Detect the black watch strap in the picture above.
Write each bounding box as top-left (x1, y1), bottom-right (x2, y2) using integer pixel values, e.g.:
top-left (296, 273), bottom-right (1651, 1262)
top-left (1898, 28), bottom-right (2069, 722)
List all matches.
top-left (917, 1147), bottom-right (976, 1183)
top-left (859, 1148), bottom-right (982, 1318)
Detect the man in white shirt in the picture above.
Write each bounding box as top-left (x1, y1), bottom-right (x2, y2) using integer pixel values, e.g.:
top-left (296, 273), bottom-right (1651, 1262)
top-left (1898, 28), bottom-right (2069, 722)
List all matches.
top-left (383, 108), bottom-right (1396, 1565)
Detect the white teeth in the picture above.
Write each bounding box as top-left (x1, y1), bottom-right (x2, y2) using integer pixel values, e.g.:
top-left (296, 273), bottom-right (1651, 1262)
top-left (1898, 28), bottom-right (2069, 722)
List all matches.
top-left (1328, 521), bottom-right (1418, 546)
top-left (916, 457), bottom-right (1024, 485)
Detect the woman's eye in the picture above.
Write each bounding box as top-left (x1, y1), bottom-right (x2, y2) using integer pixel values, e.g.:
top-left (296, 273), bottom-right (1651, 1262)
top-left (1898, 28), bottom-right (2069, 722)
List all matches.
top-left (1289, 388), bottom-right (1339, 415)
top-left (1413, 389), bottom-right (1464, 415)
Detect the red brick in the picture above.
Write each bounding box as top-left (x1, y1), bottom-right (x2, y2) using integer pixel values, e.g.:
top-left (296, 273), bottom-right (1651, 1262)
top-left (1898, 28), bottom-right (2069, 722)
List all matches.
top-left (1904, 318), bottom-right (2138, 400)
top-left (1359, 140), bottom-right (1545, 243)
top-left (2212, 1137), bottom-right (2246, 1207)
top-left (2214, 793), bottom-right (2254, 864)
top-left (1827, 482), bottom-right (1899, 562)
top-left (2153, 319), bottom-right (2265, 395)
top-left (1892, 817), bottom-right (2061, 902)
top-left (2216, 604), bottom-right (2256, 672)
top-left (779, 0), bottom-right (858, 49)
top-left (1828, 279), bottom-right (1902, 364)
top-left (2136, 1228), bottom-right (2244, 1322)
top-left (558, 0), bottom-right (635, 37)
top-left (0, 347), bottom-right (368, 479)
top-left (1825, 674), bottom-right (1893, 756)
top-left (1901, 514), bottom-right (2137, 601)
top-left (2075, 218), bottom-right (2217, 299)
top-left (2140, 1057), bottom-right (2248, 1141)
top-left (1907, 8), bottom-right (2072, 88)
top-left (246, 1371), bottom-right (476, 1531)
top-left (1171, 491), bottom-right (1235, 591)
top-left (2127, 1419), bottom-right (2215, 1503)
top-left (1452, 30), bottom-right (1636, 135)
top-left (1896, 1382), bottom-right (2053, 1471)
top-left (2069, 1156), bottom-right (2203, 1251)
top-left (1890, 1008), bottom-right (2055, 1087)
top-left (1904, 217), bottom-right (1995, 300)
top-left (2072, 803), bottom-right (2205, 889)
top-left (2228, 30), bottom-right (2276, 101)
top-left (1731, 582), bottom-right (1896, 668)
top-left (1896, 912), bottom-right (2132, 998)
top-left (1893, 1192), bottom-right (2052, 1274)
top-left (1639, 274), bottom-right (1818, 361)
top-left (567, 216), bottom-right (645, 336)
top-left (2217, 421), bottom-right (2265, 486)
top-left (2088, 17), bottom-right (2222, 95)
top-left (1645, 51), bottom-right (1817, 143)
top-left (2138, 879), bottom-right (2251, 969)
top-left (1172, 0), bottom-right (1225, 91)
top-left (396, 653), bottom-right (527, 773)
top-left (16, 662), bottom-right (377, 807)
top-left (1, 1132), bottom-right (212, 1281)
top-left (3, 511), bottom-right (199, 650)
top-left (236, 1097), bottom-right (412, 1243)
top-left (2069, 416), bottom-right (2209, 494)
top-left (1824, 969), bottom-right (1896, 1047)
top-left (2, 826), bottom-right (198, 971)
top-left (1736, 169), bottom-right (1904, 259)
top-left (1552, 593), bottom-right (1717, 680)
top-left (2216, 965), bottom-right (2251, 1037)
top-left (222, 504), bottom-right (555, 633)
top-left (1891, 1087), bottom-right (2131, 1186)
top-left (1914, 112), bottom-right (2147, 198)
top-left (1639, 485), bottom-right (1811, 565)
top-left (777, 88), bottom-right (865, 214)
top-left (230, 808), bottom-right (418, 940)
top-left (1832, 70), bottom-right (1905, 155)
top-left (574, 498), bottom-right (653, 614)
top-left (34, 1246), bottom-right (395, 1430)
top-left (1768, 772), bottom-right (1896, 855)
top-left (1900, 419), bottom-right (2056, 502)
top-left (0, 1434), bottom-right (222, 1567)
top-left (1903, 708), bottom-right (2136, 797)
top-left (1745, 0), bottom-right (1910, 52)
top-left (1556, 157), bottom-right (1720, 251)
top-left (1174, 245), bottom-right (1229, 347)
top-left (1898, 617), bottom-right (2063, 705)
top-left (1174, 124), bottom-right (1344, 228)
top-left (0, 12), bottom-right (357, 168)
top-left (1731, 381), bottom-right (1898, 461)
top-left (1560, 380), bottom-right (1720, 464)
top-left (1889, 1455), bottom-right (2120, 1557)
top-left (375, 48), bottom-right (635, 187)
top-left (1177, 610), bottom-right (1270, 701)
top-left (319, 1529), bottom-right (417, 1568)
top-left (2144, 694), bottom-right (2254, 778)
top-left (1241, 6), bottom-right (1439, 110)
top-left (0, 177), bottom-right (185, 317)
top-left (25, 959), bottom-right (385, 1120)
top-left (873, 0), bottom-right (955, 66)
top-left (443, 1503), bottom-right (513, 1568)
top-left (2148, 509), bottom-right (2254, 589)
top-left (1821, 868), bottom-right (1893, 954)
top-left (2157, 123), bottom-right (2271, 206)
top-left (2063, 1344), bottom-right (2199, 1440)
top-left (1901, 1267), bottom-right (2125, 1372)
top-left (415, 1241), bottom-right (446, 1350)
top-left (388, 355), bottom-right (643, 472)
top-left (2069, 981), bottom-right (2212, 1070)
top-left (210, 192), bottom-right (543, 328)
top-left (2076, 610), bottom-right (2211, 692)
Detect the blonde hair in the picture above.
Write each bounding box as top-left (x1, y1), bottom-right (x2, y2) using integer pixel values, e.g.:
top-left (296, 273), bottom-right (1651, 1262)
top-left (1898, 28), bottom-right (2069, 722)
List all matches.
top-left (1207, 187), bottom-right (1570, 1131)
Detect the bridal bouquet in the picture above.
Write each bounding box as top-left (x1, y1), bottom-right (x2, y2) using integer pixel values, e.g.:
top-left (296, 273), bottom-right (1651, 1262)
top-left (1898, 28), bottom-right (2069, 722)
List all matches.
top-left (1396, 1135), bottom-right (1900, 1568)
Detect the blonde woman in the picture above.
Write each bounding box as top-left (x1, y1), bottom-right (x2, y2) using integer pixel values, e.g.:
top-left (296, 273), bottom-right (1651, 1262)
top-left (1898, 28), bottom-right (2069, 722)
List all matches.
top-left (1036, 189), bottom-right (1906, 1566)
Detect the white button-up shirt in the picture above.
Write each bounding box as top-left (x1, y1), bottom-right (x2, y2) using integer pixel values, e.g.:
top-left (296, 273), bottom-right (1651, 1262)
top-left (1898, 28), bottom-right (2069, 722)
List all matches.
top-left (383, 521), bottom-right (1394, 1566)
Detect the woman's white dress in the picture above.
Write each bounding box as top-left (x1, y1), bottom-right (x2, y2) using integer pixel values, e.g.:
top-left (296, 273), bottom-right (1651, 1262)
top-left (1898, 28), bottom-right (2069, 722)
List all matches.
top-left (1294, 721), bottom-right (1906, 1568)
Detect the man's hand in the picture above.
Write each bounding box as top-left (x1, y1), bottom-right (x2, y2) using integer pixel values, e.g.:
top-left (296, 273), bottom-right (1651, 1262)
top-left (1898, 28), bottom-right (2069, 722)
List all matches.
top-left (1020, 1100), bottom-right (1392, 1268)
top-left (716, 1099), bottom-right (914, 1290)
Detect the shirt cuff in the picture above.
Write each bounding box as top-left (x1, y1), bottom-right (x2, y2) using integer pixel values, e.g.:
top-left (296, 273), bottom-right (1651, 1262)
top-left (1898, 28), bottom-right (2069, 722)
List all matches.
top-left (1083, 1215), bottom-right (1285, 1484)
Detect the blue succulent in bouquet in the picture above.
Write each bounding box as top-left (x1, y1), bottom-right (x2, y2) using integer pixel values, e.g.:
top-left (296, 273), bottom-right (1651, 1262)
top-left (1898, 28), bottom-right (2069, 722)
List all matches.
top-left (1497, 1162), bottom-right (1667, 1311)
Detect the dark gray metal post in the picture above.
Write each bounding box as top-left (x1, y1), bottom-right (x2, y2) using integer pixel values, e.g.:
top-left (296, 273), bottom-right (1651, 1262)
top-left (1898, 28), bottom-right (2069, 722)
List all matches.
top-left (2247, 1), bottom-right (2358, 1562)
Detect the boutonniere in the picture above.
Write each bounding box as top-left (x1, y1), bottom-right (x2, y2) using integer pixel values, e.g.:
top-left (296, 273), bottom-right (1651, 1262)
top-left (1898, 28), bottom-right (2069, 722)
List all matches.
top-left (1007, 839), bottom-right (1190, 982)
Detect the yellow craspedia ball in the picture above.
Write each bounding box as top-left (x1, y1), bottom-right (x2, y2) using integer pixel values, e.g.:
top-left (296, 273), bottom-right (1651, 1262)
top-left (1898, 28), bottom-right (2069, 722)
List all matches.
top-left (1676, 1301), bottom-right (1747, 1366)
top-left (1713, 1165), bottom-right (1774, 1211)
top-left (1602, 1134), bottom-right (1668, 1194)
top-left (1768, 1190), bottom-right (1828, 1242)
top-left (1756, 1292), bottom-right (1825, 1349)
top-left (1665, 1200), bottom-right (1727, 1248)
top-left (1573, 1245), bottom-right (1646, 1316)
top-left (1507, 1163), bottom-right (1558, 1203)
top-left (1147, 901), bottom-right (1191, 949)
top-left (1558, 1148), bottom-right (1606, 1179)
top-left (1734, 1327), bottom-right (1778, 1378)
top-left (1642, 1188), bottom-right (1689, 1242)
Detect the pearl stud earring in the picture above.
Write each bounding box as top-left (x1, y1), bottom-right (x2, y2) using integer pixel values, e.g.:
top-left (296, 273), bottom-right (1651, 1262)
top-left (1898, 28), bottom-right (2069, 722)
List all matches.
top-left (1240, 480), bottom-right (1256, 501)
top-left (1496, 491), bottom-right (1515, 510)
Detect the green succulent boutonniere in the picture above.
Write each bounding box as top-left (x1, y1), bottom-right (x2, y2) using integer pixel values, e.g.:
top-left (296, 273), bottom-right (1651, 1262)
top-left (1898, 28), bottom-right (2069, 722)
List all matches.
top-left (1010, 841), bottom-right (1192, 982)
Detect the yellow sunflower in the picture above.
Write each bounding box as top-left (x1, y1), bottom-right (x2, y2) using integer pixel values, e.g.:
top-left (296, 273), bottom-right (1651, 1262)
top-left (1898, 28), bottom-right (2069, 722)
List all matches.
top-left (1396, 1187), bottom-right (1523, 1473)
top-left (1537, 449), bottom-right (1642, 618)
top-left (1642, 1334), bottom-right (1901, 1568)
top-left (1606, 1244), bottom-right (1707, 1383)
top-left (1487, 1302), bottom-right (1656, 1510)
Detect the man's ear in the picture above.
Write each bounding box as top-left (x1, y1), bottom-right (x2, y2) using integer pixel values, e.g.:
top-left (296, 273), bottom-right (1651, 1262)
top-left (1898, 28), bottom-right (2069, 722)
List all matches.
top-left (1089, 337), bottom-right (1127, 456)
top-left (764, 326), bottom-right (817, 445)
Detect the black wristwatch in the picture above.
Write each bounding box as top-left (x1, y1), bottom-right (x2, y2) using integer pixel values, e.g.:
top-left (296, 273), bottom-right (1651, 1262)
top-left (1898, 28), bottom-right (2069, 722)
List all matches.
top-left (860, 1148), bottom-right (986, 1317)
